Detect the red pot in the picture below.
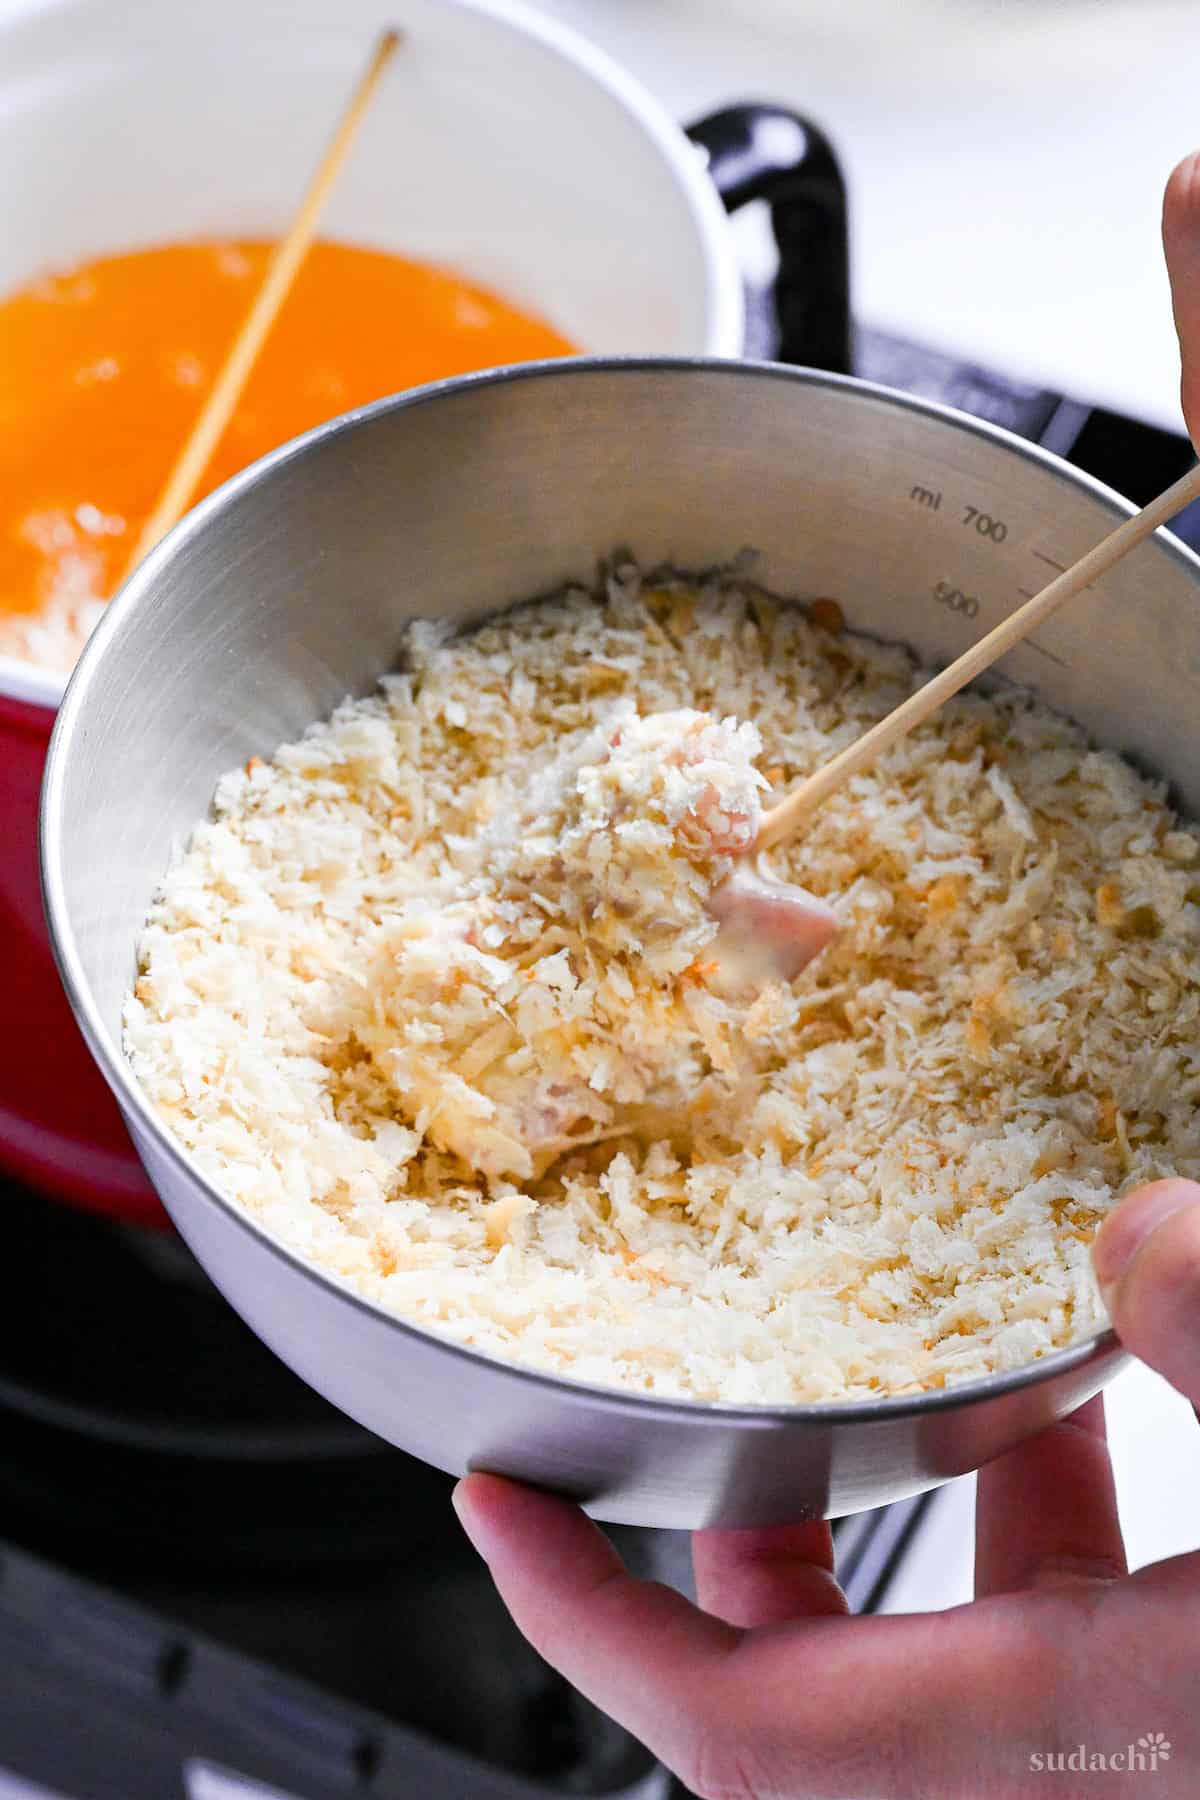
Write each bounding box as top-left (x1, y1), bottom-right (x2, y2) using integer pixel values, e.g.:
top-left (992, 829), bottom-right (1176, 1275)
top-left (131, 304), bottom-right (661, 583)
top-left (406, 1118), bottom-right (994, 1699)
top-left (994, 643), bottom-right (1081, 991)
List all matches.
top-left (0, 675), bottom-right (164, 1225)
top-left (1, 5), bottom-right (823, 1233)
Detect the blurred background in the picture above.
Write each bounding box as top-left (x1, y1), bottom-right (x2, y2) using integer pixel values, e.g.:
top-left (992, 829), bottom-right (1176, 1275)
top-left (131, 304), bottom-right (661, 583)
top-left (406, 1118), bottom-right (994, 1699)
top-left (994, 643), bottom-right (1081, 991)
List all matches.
top-left (539, 0), bottom-right (1198, 429)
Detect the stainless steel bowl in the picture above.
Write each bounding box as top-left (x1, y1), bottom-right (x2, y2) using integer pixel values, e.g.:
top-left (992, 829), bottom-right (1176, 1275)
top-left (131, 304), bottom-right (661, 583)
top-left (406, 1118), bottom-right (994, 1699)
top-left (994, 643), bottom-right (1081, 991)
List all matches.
top-left (46, 357), bottom-right (1199, 1528)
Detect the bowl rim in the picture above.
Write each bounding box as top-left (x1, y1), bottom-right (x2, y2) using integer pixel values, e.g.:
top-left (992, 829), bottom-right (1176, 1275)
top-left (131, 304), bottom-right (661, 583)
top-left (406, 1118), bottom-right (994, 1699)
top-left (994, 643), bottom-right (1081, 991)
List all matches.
top-left (0, 0), bottom-right (745, 715)
top-left (43, 352), bottom-right (1181, 1427)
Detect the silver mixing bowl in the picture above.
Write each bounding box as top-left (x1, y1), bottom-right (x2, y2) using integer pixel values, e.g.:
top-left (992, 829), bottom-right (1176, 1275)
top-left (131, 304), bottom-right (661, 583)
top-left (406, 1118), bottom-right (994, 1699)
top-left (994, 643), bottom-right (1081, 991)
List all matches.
top-left (45, 357), bottom-right (1199, 1528)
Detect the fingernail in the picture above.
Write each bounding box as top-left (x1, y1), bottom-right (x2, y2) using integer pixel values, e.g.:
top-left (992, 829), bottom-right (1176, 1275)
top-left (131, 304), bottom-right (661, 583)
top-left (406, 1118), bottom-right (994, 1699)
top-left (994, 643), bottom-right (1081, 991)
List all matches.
top-left (1093, 1181), bottom-right (1200, 1307)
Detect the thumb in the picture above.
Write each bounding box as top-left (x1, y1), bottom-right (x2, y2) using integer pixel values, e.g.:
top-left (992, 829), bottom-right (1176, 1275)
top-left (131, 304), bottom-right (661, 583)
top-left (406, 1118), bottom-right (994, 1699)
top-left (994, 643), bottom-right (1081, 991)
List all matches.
top-left (1092, 1179), bottom-right (1200, 1405)
top-left (1163, 151), bottom-right (1200, 445)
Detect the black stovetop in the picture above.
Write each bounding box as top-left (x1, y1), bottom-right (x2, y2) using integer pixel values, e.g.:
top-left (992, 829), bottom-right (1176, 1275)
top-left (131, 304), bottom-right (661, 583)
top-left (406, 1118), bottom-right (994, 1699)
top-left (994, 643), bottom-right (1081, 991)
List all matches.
top-left (0, 1177), bottom-right (926, 1800)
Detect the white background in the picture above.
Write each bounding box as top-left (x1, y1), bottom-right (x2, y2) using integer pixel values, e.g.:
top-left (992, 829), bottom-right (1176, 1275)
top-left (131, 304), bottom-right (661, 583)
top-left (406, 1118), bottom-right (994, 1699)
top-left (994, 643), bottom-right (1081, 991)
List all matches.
top-left (538, 0), bottom-right (1200, 433)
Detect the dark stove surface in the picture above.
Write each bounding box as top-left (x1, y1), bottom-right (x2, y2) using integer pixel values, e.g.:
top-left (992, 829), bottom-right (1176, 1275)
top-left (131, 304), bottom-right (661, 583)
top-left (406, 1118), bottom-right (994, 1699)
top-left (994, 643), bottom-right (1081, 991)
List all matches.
top-left (2, 1183), bottom-right (926, 1799)
top-left (2, 1185), bottom-right (672, 1798)
top-left (0, 1181), bottom-right (363, 1462)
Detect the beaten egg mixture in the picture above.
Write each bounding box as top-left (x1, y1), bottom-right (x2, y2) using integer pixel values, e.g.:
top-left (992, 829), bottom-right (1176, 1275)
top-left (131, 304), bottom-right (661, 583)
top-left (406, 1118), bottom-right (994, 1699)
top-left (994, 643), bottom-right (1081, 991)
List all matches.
top-left (0, 239), bottom-right (572, 669)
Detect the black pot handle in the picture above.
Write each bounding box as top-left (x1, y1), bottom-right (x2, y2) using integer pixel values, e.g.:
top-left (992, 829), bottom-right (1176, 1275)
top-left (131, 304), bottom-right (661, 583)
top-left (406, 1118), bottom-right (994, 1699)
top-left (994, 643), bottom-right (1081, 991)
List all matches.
top-left (686, 105), bottom-right (851, 374)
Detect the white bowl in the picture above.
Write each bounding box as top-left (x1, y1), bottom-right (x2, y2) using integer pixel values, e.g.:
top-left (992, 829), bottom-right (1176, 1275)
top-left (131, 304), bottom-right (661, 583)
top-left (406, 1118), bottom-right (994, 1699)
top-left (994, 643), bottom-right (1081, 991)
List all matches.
top-left (0, 0), bottom-right (745, 713)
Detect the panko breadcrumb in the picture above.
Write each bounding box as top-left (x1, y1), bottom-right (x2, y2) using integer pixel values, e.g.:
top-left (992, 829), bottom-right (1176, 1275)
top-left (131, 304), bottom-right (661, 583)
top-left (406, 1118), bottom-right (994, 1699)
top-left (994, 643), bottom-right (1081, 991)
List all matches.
top-left (124, 561), bottom-right (1200, 1404)
top-left (297, 707), bottom-right (776, 1183)
top-left (492, 705), bottom-right (767, 975)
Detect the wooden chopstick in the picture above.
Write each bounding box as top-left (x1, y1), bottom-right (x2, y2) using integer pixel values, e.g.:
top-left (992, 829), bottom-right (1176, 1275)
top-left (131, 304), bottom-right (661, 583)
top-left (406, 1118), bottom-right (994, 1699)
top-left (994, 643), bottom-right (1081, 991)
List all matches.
top-left (119, 28), bottom-right (401, 583)
top-left (756, 458), bottom-right (1200, 852)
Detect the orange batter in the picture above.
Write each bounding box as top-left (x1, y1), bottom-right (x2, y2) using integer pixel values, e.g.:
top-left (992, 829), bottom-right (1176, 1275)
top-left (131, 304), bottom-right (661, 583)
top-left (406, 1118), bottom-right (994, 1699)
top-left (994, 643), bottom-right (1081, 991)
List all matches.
top-left (0, 239), bottom-right (574, 667)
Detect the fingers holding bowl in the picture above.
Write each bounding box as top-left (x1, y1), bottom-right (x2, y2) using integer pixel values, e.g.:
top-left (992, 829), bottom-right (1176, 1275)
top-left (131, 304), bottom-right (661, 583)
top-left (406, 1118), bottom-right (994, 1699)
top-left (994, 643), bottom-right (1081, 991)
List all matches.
top-left (452, 1472), bottom-right (741, 1782)
top-left (982, 1172), bottom-right (1200, 1606)
top-left (974, 1396), bottom-right (1126, 1598)
top-left (692, 1519), bottom-right (847, 1629)
top-left (451, 1473), bottom-right (1058, 1800)
top-left (1163, 150), bottom-right (1200, 444)
top-left (1093, 1178), bottom-right (1200, 1410)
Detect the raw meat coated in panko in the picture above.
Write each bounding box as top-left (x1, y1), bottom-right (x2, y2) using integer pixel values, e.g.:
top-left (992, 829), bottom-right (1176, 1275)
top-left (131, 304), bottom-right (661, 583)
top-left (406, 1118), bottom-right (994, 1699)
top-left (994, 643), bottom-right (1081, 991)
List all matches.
top-left (320, 707), bottom-right (779, 1183)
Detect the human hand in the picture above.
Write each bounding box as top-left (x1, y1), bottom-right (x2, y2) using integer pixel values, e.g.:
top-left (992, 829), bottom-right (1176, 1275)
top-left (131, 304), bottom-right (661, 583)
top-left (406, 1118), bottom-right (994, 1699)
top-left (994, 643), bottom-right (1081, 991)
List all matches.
top-left (1165, 148), bottom-right (1200, 441)
top-left (453, 1178), bottom-right (1200, 1797)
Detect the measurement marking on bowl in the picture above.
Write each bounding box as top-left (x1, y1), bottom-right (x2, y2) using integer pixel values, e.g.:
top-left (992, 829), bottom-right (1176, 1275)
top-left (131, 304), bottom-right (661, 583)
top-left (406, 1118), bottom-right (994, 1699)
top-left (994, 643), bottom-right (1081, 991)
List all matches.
top-left (960, 504), bottom-right (1007, 542)
top-left (1030, 550), bottom-right (1095, 592)
top-left (906, 487), bottom-right (1010, 547)
top-left (1022, 638), bottom-right (1070, 668)
top-left (933, 577), bottom-right (1071, 670)
top-left (1012, 587), bottom-right (1071, 664)
top-left (932, 578), bottom-right (980, 619)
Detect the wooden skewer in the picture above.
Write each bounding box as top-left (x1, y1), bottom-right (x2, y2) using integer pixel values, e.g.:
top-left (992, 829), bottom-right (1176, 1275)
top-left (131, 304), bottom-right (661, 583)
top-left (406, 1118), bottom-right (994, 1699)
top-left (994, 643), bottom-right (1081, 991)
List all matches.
top-left (120, 28), bottom-right (402, 582)
top-left (757, 459), bottom-right (1200, 853)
